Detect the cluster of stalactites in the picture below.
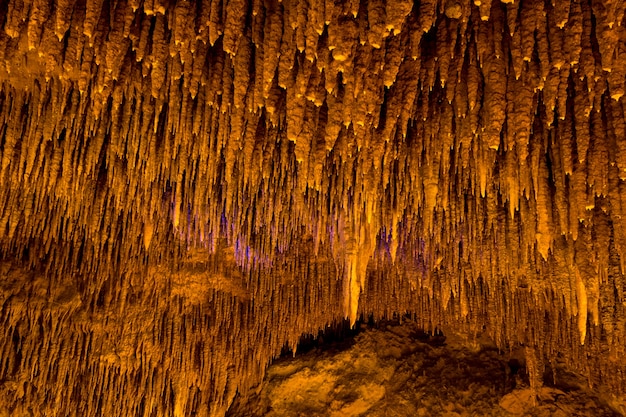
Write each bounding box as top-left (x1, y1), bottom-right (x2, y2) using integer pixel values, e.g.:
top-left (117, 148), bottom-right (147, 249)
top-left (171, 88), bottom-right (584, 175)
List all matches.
top-left (0, 243), bottom-right (352, 417)
top-left (1, 0), bottom-right (626, 325)
top-left (1, 0), bottom-right (626, 414)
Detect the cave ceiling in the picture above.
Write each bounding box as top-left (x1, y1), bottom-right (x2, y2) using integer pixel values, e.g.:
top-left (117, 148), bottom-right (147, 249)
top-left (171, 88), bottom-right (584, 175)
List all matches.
top-left (1, 0), bottom-right (626, 415)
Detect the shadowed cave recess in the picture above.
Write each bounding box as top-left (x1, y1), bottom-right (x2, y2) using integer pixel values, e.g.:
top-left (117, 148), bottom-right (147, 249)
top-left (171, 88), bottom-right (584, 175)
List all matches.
top-left (1, 0), bottom-right (626, 415)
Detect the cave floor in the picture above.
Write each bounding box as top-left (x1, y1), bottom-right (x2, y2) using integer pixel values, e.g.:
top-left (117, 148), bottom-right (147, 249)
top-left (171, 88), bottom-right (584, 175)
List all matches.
top-left (228, 321), bottom-right (624, 417)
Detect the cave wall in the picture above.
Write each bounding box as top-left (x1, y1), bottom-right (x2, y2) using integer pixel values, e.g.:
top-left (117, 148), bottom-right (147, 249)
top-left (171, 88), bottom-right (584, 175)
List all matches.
top-left (1, 0), bottom-right (626, 415)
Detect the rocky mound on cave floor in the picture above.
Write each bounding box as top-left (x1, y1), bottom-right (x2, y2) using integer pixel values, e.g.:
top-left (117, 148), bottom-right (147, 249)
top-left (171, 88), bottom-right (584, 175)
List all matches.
top-left (228, 320), bottom-right (626, 417)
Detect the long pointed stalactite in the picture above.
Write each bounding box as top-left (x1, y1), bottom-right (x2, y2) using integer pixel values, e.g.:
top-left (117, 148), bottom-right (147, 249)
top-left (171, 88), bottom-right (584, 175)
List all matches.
top-left (1, 0), bottom-right (626, 415)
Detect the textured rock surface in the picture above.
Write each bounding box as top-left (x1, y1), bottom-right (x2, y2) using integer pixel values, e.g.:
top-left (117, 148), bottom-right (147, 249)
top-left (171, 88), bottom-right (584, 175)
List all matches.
top-left (227, 321), bottom-right (624, 416)
top-left (1, 0), bottom-right (626, 415)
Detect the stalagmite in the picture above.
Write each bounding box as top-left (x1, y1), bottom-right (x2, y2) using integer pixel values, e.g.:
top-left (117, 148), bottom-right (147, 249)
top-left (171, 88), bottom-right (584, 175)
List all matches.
top-left (1, 0), bottom-right (626, 415)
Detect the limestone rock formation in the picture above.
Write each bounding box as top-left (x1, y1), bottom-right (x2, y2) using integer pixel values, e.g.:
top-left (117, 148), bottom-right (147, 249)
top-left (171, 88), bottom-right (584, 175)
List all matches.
top-left (1, 0), bottom-right (626, 415)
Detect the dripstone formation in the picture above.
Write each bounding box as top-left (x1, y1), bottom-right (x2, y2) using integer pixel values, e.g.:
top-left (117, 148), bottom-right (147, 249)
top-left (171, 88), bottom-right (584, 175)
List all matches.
top-left (1, 0), bottom-right (626, 415)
